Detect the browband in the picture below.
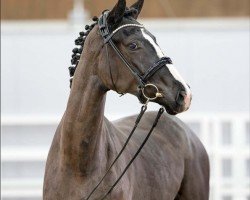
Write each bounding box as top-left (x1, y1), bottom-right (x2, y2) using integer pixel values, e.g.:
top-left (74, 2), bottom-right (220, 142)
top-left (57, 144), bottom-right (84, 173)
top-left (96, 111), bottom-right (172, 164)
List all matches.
top-left (99, 11), bottom-right (144, 44)
top-left (98, 10), bottom-right (172, 87)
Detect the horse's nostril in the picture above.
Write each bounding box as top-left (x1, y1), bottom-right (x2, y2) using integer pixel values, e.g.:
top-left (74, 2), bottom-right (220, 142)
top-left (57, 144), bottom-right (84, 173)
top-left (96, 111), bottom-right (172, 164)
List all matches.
top-left (176, 90), bottom-right (186, 105)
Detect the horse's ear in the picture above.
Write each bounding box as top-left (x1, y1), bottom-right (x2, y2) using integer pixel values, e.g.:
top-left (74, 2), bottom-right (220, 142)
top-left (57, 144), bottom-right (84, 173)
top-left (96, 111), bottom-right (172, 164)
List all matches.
top-left (130, 0), bottom-right (144, 19)
top-left (107, 0), bottom-right (126, 31)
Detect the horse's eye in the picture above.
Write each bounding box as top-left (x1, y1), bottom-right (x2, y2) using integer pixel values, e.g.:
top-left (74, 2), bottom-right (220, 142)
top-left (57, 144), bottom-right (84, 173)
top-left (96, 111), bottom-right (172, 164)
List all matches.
top-left (128, 43), bottom-right (138, 50)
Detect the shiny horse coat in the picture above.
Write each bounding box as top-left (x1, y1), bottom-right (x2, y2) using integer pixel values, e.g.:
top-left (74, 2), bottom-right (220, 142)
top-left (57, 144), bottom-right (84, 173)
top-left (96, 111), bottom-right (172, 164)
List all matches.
top-left (43, 0), bottom-right (209, 199)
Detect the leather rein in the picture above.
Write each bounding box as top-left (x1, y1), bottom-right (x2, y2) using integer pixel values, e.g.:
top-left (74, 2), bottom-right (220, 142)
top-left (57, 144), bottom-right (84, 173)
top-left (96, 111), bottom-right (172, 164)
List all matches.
top-left (84, 11), bottom-right (169, 200)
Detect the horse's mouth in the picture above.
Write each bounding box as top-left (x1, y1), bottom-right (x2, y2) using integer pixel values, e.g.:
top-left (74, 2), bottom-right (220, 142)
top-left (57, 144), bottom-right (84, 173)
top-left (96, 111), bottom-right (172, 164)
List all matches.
top-left (160, 98), bottom-right (191, 115)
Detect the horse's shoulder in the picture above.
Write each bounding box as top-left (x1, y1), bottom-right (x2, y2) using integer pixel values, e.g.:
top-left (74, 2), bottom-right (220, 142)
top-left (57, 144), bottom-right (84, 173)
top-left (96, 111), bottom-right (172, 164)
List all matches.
top-left (108, 111), bottom-right (192, 142)
top-left (142, 111), bottom-right (205, 158)
top-left (160, 112), bottom-right (207, 158)
top-left (106, 111), bottom-right (199, 147)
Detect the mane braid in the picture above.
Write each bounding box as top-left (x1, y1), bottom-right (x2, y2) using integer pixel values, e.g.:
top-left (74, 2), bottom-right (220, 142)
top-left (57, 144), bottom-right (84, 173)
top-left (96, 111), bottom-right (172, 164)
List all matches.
top-left (68, 9), bottom-right (137, 88)
top-left (69, 16), bottom-right (98, 88)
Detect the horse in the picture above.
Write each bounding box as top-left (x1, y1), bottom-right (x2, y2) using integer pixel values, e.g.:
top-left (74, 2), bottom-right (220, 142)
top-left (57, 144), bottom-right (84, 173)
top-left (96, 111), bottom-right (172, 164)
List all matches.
top-left (43, 0), bottom-right (210, 199)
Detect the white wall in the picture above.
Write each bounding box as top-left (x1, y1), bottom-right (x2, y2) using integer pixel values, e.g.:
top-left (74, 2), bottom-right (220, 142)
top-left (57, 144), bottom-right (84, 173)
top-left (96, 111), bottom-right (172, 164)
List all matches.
top-left (1, 18), bottom-right (249, 200)
top-left (1, 18), bottom-right (249, 119)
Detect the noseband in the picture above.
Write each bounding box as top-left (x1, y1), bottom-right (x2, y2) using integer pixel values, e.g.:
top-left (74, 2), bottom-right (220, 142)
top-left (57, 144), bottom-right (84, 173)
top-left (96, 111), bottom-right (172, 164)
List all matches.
top-left (99, 11), bottom-right (172, 101)
top-left (84, 11), bottom-right (167, 200)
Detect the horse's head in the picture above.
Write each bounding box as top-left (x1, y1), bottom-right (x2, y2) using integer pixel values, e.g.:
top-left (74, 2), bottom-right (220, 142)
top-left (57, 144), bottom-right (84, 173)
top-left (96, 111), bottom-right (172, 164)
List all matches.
top-left (83, 0), bottom-right (192, 115)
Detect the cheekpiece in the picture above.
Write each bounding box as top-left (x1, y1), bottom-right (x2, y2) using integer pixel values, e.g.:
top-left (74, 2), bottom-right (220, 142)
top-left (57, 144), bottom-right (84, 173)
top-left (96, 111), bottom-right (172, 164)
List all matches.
top-left (98, 10), bottom-right (173, 88)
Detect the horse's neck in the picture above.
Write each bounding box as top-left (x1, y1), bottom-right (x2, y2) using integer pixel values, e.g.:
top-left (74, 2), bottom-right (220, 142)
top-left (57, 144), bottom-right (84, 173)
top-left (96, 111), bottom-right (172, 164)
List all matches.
top-left (60, 59), bottom-right (108, 176)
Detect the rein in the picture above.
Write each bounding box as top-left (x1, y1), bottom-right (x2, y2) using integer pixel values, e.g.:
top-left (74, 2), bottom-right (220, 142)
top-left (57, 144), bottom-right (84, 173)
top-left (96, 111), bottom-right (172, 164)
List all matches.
top-left (85, 105), bottom-right (164, 200)
top-left (100, 107), bottom-right (164, 200)
top-left (84, 11), bottom-right (168, 200)
top-left (85, 104), bottom-right (147, 200)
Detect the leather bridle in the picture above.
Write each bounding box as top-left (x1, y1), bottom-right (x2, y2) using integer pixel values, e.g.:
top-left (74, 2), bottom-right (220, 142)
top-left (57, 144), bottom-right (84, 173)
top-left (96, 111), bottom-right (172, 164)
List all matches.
top-left (99, 10), bottom-right (173, 101)
top-left (83, 11), bottom-right (168, 200)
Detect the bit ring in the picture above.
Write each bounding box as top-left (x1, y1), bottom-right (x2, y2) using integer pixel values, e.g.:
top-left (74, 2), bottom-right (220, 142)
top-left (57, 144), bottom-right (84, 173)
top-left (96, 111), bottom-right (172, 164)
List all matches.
top-left (141, 84), bottom-right (163, 101)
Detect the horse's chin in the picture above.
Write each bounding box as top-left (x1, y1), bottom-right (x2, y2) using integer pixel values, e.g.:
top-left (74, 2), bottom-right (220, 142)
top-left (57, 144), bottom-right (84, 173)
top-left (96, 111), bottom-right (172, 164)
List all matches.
top-left (162, 101), bottom-right (191, 115)
top-left (162, 105), bottom-right (178, 115)
top-left (137, 94), bottom-right (182, 116)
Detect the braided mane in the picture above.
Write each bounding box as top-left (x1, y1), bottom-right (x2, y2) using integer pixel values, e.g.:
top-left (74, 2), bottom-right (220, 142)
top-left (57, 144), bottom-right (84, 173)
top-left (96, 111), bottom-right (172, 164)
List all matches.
top-left (68, 16), bottom-right (98, 87)
top-left (68, 8), bottom-right (137, 88)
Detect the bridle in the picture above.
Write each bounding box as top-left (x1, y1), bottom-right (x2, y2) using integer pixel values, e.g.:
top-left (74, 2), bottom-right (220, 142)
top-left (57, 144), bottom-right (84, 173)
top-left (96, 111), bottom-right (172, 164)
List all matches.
top-left (83, 11), bottom-right (169, 200)
top-left (99, 10), bottom-right (173, 101)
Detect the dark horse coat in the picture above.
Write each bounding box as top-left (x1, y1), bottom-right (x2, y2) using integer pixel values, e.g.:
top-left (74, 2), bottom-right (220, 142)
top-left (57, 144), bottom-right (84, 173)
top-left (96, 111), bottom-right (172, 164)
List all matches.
top-left (43, 0), bottom-right (210, 199)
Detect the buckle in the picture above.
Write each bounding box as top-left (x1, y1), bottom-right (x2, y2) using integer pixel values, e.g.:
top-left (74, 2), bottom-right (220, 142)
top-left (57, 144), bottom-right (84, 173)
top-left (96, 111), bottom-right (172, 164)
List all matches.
top-left (100, 28), bottom-right (109, 37)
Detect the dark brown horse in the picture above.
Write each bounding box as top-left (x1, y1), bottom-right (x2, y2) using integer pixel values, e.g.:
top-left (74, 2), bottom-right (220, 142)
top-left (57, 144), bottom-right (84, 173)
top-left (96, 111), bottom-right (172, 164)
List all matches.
top-left (43, 0), bottom-right (209, 199)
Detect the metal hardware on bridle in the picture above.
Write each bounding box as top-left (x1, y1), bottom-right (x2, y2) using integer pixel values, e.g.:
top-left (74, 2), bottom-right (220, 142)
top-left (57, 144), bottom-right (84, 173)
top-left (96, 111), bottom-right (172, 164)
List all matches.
top-left (99, 10), bottom-right (172, 98)
top-left (142, 83), bottom-right (164, 101)
top-left (83, 11), bottom-right (167, 200)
